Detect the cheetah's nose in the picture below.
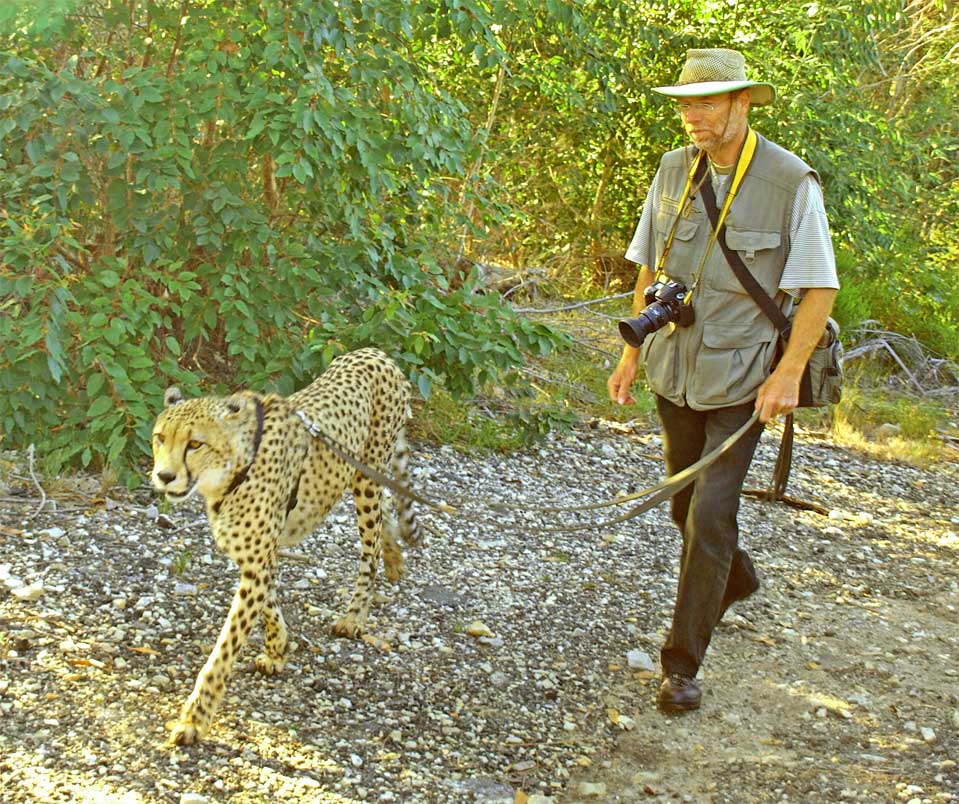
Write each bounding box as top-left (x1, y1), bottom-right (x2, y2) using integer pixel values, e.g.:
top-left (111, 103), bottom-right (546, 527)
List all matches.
top-left (156, 470), bottom-right (177, 485)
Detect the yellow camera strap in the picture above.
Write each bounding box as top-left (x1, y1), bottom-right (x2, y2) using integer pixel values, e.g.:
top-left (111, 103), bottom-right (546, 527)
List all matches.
top-left (653, 151), bottom-right (706, 280)
top-left (656, 128), bottom-right (759, 298)
top-left (687, 128), bottom-right (758, 295)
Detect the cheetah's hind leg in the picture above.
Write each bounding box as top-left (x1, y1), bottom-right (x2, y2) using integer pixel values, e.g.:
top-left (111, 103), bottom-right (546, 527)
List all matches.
top-left (331, 474), bottom-right (383, 638)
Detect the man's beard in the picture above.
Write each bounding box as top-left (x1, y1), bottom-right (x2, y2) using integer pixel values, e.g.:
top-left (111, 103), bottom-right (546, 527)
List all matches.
top-left (690, 114), bottom-right (745, 157)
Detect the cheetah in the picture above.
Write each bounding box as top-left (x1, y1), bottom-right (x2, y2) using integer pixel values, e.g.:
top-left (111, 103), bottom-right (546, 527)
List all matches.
top-left (150, 348), bottom-right (420, 745)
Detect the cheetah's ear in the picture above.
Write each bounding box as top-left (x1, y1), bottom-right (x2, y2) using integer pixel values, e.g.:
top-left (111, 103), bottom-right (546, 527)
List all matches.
top-left (164, 387), bottom-right (184, 407)
top-left (223, 393), bottom-right (256, 419)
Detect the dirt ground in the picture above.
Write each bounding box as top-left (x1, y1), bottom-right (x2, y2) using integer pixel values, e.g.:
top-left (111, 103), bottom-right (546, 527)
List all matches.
top-left (559, 422), bottom-right (959, 804)
top-left (2, 407), bottom-right (958, 804)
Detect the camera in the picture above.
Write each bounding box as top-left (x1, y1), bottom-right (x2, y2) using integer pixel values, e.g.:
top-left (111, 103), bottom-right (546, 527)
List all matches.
top-left (618, 280), bottom-right (695, 348)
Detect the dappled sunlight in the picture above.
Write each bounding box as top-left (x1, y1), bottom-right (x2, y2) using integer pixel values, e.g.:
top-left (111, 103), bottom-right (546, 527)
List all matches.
top-left (0, 753), bottom-right (150, 804)
top-left (0, 618), bottom-right (367, 802)
top-left (829, 418), bottom-right (944, 468)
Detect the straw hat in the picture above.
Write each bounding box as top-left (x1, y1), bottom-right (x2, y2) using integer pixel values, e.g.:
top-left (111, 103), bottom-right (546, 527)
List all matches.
top-left (652, 48), bottom-right (776, 106)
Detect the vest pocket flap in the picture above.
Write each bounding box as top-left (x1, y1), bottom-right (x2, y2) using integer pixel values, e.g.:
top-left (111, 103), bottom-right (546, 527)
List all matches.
top-left (725, 228), bottom-right (781, 254)
top-left (702, 321), bottom-right (774, 349)
top-left (673, 219), bottom-right (699, 241)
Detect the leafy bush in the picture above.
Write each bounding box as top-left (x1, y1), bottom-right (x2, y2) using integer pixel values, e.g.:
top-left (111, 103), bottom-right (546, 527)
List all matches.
top-left (0, 1), bottom-right (572, 481)
top-left (2, 0), bottom-right (957, 484)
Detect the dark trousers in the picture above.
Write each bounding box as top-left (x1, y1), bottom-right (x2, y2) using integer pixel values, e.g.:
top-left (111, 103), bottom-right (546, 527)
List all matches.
top-left (656, 395), bottom-right (765, 678)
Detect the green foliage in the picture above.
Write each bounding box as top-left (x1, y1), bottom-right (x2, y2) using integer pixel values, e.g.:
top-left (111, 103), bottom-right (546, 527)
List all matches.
top-left (829, 381), bottom-right (950, 465)
top-left (0, 0), bottom-right (572, 480)
top-left (2, 0), bottom-right (957, 480)
top-left (413, 384), bottom-right (578, 453)
top-left (171, 549), bottom-right (193, 577)
top-left (468, 0), bottom-right (959, 356)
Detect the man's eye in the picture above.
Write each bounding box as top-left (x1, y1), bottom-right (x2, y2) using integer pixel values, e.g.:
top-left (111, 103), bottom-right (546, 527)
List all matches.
top-left (187, 440), bottom-right (203, 450)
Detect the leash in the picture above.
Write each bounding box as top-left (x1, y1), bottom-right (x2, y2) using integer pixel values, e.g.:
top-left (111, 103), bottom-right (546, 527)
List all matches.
top-left (294, 410), bottom-right (458, 515)
top-left (538, 411), bottom-right (760, 532)
top-left (294, 408), bottom-right (761, 533)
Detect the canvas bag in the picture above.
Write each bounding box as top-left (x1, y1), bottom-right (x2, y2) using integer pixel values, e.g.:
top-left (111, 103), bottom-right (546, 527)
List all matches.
top-left (797, 313), bottom-right (843, 407)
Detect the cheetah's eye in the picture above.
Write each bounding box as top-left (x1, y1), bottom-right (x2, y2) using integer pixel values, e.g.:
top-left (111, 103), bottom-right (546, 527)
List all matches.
top-left (187, 439), bottom-right (204, 451)
top-left (153, 433), bottom-right (165, 445)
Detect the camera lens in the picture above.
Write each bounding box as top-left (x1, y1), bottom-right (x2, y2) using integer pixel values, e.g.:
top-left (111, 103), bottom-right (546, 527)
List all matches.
top-left (618, 302), bottom-right (672, 348)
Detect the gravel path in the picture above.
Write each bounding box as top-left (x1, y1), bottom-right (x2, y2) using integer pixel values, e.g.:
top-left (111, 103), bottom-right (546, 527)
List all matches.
top-left (2, 416), bottom-right (958, 804)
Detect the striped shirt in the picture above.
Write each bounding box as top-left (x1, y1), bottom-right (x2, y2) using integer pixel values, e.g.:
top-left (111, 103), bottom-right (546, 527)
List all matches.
top-left (625, 169), bottom-right (839, 296)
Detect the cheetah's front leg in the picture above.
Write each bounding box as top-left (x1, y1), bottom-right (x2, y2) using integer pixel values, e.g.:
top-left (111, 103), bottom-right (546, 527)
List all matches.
top-left (168, 564), bottom-right (272, 746)
top-left (254, 579), bottom-right (288, 675)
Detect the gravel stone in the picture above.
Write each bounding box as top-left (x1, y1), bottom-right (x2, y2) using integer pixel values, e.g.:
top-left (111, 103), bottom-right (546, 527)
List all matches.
top-left (2, 418), bottom-right (958, 803)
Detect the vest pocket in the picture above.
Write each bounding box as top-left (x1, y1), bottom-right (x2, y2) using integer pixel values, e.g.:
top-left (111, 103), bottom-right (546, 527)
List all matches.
top-left (692, 322), bottom-right (775, 407)
top-left (640, 325), bottom-right (680, 400)
top-left (656, 206), bottom-right (701, 286)
top-left (713, 228), bottom-right (782, 294)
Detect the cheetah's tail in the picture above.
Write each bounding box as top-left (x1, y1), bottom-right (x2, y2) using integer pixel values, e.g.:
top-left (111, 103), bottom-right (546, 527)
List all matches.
top-left (392, 427), bottom-right (421, 547)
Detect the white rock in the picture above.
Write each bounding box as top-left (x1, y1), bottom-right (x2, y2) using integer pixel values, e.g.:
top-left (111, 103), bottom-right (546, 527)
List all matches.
top-left (615, 714), bottom-right (636, 731)
top-left (11, 581), bottom-right (44, 601)
top-left (627, 649), bottom-right (655, 671)
top-left (578, 782), bottom-right (607, 798)
top-left (466, 620), bottom-right (494, 638)
top-left (920, 726), bottom-right (937, 744)
top-left (179, 795), bottom-right (210, 804)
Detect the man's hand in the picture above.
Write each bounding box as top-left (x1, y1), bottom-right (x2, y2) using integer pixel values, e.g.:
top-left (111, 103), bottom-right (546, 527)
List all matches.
top-left (608, 349), bottom-right (640, 405)
top-left (754, 366), bottom-right (800, 422)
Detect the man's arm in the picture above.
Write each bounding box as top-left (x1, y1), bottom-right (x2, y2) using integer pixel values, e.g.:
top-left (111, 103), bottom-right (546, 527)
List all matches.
top-left (607, 264), bottom-right (656, 405)
top-left (754, 287), bottom-right (837, 422)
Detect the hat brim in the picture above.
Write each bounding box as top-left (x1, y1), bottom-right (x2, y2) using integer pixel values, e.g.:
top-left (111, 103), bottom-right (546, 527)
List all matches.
top-left (652, 80), bottom-right (776, 106)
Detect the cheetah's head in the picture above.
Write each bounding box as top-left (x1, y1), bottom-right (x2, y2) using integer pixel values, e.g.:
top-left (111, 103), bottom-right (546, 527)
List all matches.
top-left (151, 387), bottom-right (262, 504)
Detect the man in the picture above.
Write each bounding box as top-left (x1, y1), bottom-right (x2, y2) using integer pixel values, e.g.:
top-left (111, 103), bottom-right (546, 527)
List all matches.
top-left (607, 49), bottom-right (839, 712)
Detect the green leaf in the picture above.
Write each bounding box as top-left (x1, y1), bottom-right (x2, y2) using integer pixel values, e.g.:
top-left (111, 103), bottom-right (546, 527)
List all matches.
top-left (87, 395), bottom-right (113, 418)
top-left (99, 270), bottom-right (121, 289)
top-left (416, 373), bottom-right (431, 400)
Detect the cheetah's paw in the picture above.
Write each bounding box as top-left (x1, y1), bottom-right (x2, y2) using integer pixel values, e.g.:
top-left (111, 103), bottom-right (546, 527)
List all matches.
top-left (383, 555), bottom-right (405, 583)
top-left (331, 615), bottom-right (364, 639)
top-left (254, 652), bottom-right (286, 675)
top-left (167, 719), bottom-right (202, 747)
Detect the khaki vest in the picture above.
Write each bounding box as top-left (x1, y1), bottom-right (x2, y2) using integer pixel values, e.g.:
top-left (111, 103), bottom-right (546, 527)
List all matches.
top-left (641, 133), bottom-right (818, 410)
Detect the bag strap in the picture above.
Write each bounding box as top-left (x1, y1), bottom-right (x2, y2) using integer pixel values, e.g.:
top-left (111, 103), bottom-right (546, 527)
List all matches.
top-left (698, 139), bottom-right (817, 404)
top-left (697, 142), bottom-right (805, 498)
top-left (697, 155), bottom-right (791, 336)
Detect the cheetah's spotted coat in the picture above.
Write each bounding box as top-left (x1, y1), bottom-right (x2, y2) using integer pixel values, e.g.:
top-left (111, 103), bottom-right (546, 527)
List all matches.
top-left (150, 348), bottom-right (419, 745)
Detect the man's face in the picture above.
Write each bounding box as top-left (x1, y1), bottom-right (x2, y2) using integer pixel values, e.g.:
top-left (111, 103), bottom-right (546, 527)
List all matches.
top-left (676, 92), bottom-right (749, 157)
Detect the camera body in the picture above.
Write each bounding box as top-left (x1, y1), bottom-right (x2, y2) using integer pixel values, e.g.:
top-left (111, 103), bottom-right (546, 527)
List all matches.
top-left (618, 280), bottom-right (695, 348)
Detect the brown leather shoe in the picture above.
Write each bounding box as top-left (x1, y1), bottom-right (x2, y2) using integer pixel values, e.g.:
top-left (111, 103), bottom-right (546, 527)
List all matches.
top-left (657, 674), bottom-right (702, 712)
